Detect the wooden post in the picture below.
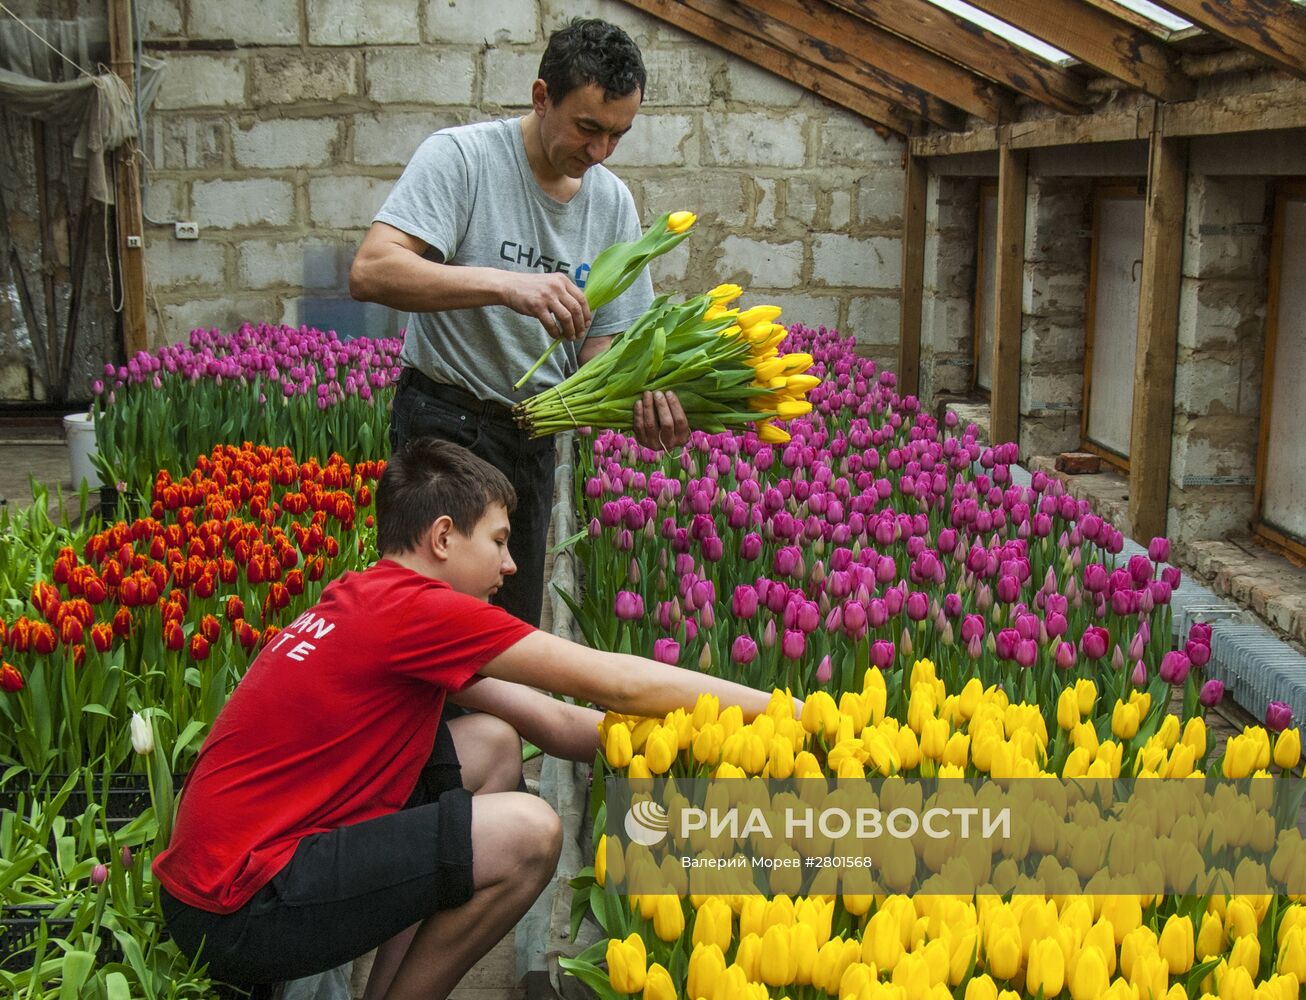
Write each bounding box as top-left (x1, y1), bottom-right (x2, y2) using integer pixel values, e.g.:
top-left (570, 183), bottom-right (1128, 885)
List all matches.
top-left (990, 140), bottom-right (1026, 448)
top-left (107, 0), bottom-right (148, 355)
top-left (1128, 127), bottom-right (1188, 542)
top-left (897, 153), bottom-right (927, 397)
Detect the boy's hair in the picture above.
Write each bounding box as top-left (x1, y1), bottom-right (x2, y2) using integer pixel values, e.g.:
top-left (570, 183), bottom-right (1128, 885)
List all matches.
top-left (377, 438), bottom-right (517, 555)
top-left (538, 18), bottom-right (646, 104)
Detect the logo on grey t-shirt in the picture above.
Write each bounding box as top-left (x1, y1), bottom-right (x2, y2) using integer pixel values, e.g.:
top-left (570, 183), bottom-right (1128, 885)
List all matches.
top-left (498, 239), bottom-right (590, 288)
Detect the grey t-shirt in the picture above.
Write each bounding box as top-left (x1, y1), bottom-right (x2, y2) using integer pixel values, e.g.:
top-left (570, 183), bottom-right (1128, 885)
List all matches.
top-left (373, 117), bottom-right (654, 406)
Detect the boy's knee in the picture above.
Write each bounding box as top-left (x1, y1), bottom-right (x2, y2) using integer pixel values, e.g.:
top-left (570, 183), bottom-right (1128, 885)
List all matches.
top-left (516, 796), bottom-right (563, 871)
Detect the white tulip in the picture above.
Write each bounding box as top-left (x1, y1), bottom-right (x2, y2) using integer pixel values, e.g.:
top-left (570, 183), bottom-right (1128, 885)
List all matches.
top-left (130, 711), bottom-right (154, 755)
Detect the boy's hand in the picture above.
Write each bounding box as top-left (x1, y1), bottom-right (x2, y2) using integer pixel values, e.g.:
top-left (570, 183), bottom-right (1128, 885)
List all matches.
top-left (633, 390), bottom-right (689, 452)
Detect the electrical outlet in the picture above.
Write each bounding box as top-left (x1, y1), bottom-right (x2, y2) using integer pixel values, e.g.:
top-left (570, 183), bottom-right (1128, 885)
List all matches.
top-left (175, 221), bottom-right (200, 240)
top-left (126, 235), bottom-right (142, 248)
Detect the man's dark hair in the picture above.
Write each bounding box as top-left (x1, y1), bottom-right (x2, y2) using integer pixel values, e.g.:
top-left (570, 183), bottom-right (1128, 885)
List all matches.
top-left (538, 18), bottom-right (646, 104)
top-left (377, 438), bottom-right (516, 556)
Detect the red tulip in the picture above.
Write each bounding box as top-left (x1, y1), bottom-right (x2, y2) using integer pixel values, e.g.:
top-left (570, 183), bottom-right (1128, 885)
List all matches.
top-left (188, 633), bottom-right (211, 661)
top-left (225, 595), bottom-right (245, 621)
top-left (0, 662), bottom-right (23, 693)
top-left (90, 623), bottom-right (113, 653)
top-left (112, 607), bottom-right (133, 638)
top-left (163, 621), bottom-right (185, 651)
top-left (200, 614), bottom-right (221, 644)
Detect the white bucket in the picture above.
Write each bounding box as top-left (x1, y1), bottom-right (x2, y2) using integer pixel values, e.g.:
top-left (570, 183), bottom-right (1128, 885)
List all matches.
top-left (63, 411), bottom-right (102, 489)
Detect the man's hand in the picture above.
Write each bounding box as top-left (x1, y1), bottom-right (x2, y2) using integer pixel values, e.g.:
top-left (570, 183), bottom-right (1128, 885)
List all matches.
top-left (501, 272), bottom-right (592, 341)
top-left (633, 390), bottom-right (690, 452)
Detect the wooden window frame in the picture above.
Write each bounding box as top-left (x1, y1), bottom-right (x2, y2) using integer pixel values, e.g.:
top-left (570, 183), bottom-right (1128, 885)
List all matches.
top-left (972, 180), bottom-right (998, 399)
top-left (1252, 177), bottom-right (1306, 564)
top-left (1081, 178), bottom-right (1146, 473)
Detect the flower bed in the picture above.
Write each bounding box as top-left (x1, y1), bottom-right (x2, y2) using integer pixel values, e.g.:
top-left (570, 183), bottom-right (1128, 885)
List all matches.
top-left (91, 323), bottom-right (400, 496)
top-left (561, 325), bottom-right (1306, 999)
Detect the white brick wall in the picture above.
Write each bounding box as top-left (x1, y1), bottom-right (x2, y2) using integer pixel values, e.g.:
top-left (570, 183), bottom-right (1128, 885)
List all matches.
top-left (606, 115), bottom-right (693, 168)
top-left (237, 239), bottom-right (346, 289)
top-left (641, 48), bottom-right (714, 107)
top-left (716, 236), bottom-right (803, 289)
top-left (308, 176), bottom-right (395, 229)
top-left (234, 120), bottom-right (339, 170)
top-left (191, 0), bottom-right (299, 45)
top-left (365, 49), bottom-right (476, 105)
top-left (307, 0), bottom-right (419, 45)
top-left (701, 113), bottom-right (805, 169)
top-left (812, 234), bottom-right (902, 289)
top-left (483, 49), bottom-right (541, 106)
top-left (142, 236), bottom-right (226, 288)
top-left (847, 295), bottom-right (901, 344)
top-left (352, 112), bottom-right (448, 167)
top-left (139, 0), bottom-right (181, 37)
top-left (153, 55), bottom-right (246, 110)
top-left (723, 60), bottom-right (804, 107)
top-left (193, 178), bottom-right (295, 229)
top-left (252, 52), bottom-right (359, 105)
top-left (427, 0), bottom-right (540, 44)
top-left (763, 294), bottom-right (840, 331)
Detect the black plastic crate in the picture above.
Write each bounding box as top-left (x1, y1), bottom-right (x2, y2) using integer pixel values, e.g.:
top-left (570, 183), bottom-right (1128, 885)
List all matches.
top-left (0, 903), bottom-right (117, 972)
top-left (0, 772), bottom-right (185, 826)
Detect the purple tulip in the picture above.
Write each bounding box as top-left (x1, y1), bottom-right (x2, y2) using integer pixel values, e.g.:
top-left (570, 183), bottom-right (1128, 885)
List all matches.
top-left (1160, 650), bottom-right (1191, 685)
top-left (1015, 639), bottom-right (1038, 668)
top-left (1014, 612), bottom-right (1039, 642)
top-left (815, 655), bottom-right (833, 684)
top-left (1266, 700), bottom-right (1293, 733)
top-left (1045, 612), bottom-right (1068, 639)
top-left (653, 638), bottom-right (681, 665)
top-left (781, 629), bottom-right (806, 660)
top-left (967, 634), bottom-right (983, 660)
top-left (684, 618), bottom-right (699, 643)
top-left (740, 533), bottom-right (763, 561)
top-left (884, 588), bottom-right (904, 617)
top-left (905, 591), bottom-right (929, 622)
top-left (614, 591), bottom-right (644, 621)
top-left (701, 535), bottom-right (724, 562)
top-left (996, 628), bottom-right (1019, 661)
top-left (732, 585), bottom-right (758, 619)
top-left (774, 545), bottom-right (802, 577)
top-left (92, 863), bottom-right (109, 886)
top-left (996, 575), bottom-right (1021, 604)
top-left (797, 601), bottom-right (820, 633)
top-left (1185, 639), bottom-right (1211, 668)
top-left (762, 620), bottom-right (777, 648)
top-left (1148, 537), bottom-right (1170, 563)
top-left (731, 635), bottom-right (758, 665)
top-left (120, 845), bottom-right (133, 868)
top-left (1189, 622), bottom-right (1213, 644)
top-left (943, 593), bottom-right (962, 619)
top-left (870, 639), bottom-right (895, 669)
top-left (1083, 563), bottom-right (1108, 594)
top-left (867, 599), bottom-right (888, 629)
top-left (1128, 632), bottom-right (1145, 662)
top-left (1199, 679), bottom-right (1225, 707)
top-left (1055, 641), bottom-right (1077, 671)
top-left (842, 601), bottom-right (868, 638)
top-left (961, 614), bottom-right (985, 644)
top-left (1131, 660), bottom-right (1148, 686)
top-left (1081, 626), bottom-right (1109, 661)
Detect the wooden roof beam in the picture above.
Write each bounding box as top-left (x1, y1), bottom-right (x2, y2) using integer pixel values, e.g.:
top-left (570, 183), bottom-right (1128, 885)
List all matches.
top-left (740, 0), bottom-right (1016, 124)
top-left (663, 0), bottom-right (964, 129)
top-left (1148, 0), bottom-right (1306, 80)
top-left (620, 0), bottom-right (918, 134)
top-left (825, 0), bottom-right (1090, 113)
top-left (961, 0), bottom-right (1193, 102)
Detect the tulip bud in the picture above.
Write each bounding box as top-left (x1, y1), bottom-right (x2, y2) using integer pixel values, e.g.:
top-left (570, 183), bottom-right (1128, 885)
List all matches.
top-left (130, 711), bottom-right (154, 756)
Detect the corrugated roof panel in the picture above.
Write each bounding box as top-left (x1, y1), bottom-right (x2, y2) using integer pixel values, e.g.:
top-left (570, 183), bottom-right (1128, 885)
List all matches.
top-left (1110, 0), bottom-right (1192, 32)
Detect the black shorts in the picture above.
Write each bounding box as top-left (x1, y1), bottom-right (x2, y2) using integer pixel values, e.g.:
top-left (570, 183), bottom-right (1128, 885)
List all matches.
top-left (161, 720), bottom-right (474, 985)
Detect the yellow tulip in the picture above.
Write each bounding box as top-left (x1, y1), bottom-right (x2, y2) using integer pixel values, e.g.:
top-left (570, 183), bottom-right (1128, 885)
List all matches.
top-left (605, 724), bottom-right (633, 768)
top-left (1111, 700), bottom-right (1140, 741)
top-left (1027, 938), bottom-right (1066, 997)
top-left (1229, 934), bottom-right (1260, 976)
top-left (735, 933), bottom-right (762, 982)
top-left (759, 924), bottom-right (795, 987)
top-left (1158, 914), bottom-right (1194, 974)
top-left (1069, 946), bottom-right (1110, 1000)
top-left (964, 974), bottom-right (999, 1000)
top-left (793, 750), bottom-right (823, 779)
top-left (606, 933), bottom-right (647, 994)
top-left (776, 399), bottom-right (812, 420)
top-left (1181, 716), bottom-right (1207, 757)
top-left (756, 419), bottom-right (791, 444)
top-left (644, 726), bottom-right (678, 775)
top-left (985, 927), bottom-right (1022, 981)
top-left (687, 942), bottom-right (725, 1000)
top-left (921, 718), bottom-right (949, 761)
top-left (1075, 678), bottom-right (1097, 717)
top-left (791, 921), bottom-right (819, 985)
top-left (1219, 964), bottom-right (1254, 1000)
top-left (628, 755), bottom-right (651, 779)
top-left (1275, 728), bottom-right (1301, 770)
top-left (737, 305), bottom-right (784, 330)
top-left (643, 962), bottom-right (674, 1000)
top-left (1278, 926), bottom-right (1306, 979)
top-left (1197, 910), bottom-right (1225, 960)
top-left (595, 834), bottom-right (608, 888)
top-left (707, 283), bottom-right (742, 304)
top-left (864, 909), bottom-right (904, 972)
top-left (666, 211), bottom-right (697, 233)
top-left (1129, 950), bottom-right (1169, 1000)
top-left (1057, 688), bottom-right (1080, 731)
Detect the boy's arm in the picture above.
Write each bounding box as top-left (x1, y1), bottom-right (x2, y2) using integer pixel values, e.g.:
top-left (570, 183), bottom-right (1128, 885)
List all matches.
top-left (449, 676), bottom-right (603, 762)
top-left (479, 630), bottom-right (790, 721)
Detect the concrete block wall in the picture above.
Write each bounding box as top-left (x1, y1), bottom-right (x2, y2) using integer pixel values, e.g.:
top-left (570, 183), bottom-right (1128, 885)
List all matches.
top-left (1167, 174), bottom-right (1271, 551)
top-left (918, 175), bottom-right (977, 408)
top-left (1018, 176), bottom-right (1091, 459)
top-left (135, 0), bottom-right (905, 346)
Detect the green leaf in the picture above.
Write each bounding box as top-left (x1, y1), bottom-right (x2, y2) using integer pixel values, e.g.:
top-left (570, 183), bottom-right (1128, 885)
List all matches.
top-left (58, 949), bottom-right (96, 1000)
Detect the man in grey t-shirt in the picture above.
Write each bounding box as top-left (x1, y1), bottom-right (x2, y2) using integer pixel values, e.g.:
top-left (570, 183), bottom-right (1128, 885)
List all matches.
top-left (351, 18), bottom-right (688, 628)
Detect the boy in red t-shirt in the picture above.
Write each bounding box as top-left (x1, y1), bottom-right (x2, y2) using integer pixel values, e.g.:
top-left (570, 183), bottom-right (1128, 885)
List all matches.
top-left (153, 438), bottom-right (784, 998)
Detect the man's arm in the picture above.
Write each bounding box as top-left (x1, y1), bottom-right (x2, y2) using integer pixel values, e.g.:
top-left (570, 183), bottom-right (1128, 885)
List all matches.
top-left (350, 222), bottom-right (592, 340)
top-left (479, 630), bottom-right (788, 721)
top-left (450, 676), bottom-right (603, 762)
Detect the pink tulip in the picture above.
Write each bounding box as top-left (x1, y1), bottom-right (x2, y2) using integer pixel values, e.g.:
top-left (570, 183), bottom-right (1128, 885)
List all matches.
top-left (731, 635), bottom-right (758, 665)
top-left (1266, 700), bottom-right (1293, 733)
top-left (614, 591), bottom-right (643, 621)
top-left (1199, 679), bottom-right (1224, 707)
top-left (652, 639), bottom-right (680, 665)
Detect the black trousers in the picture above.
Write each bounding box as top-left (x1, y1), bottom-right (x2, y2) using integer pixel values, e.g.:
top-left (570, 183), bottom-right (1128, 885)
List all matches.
top-left (389, 369), bottom-right (555, 628)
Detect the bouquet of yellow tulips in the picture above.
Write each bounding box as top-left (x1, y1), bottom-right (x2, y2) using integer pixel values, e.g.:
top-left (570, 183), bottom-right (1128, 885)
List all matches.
top-left (514, 210), bottom-right (699, 391)
top-left (513, 283), bottom-right (817, 444)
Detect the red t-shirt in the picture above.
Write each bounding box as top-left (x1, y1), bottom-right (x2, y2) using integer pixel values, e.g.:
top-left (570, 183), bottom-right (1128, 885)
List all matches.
top-left (152, 559), bottom-right (534, 913)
